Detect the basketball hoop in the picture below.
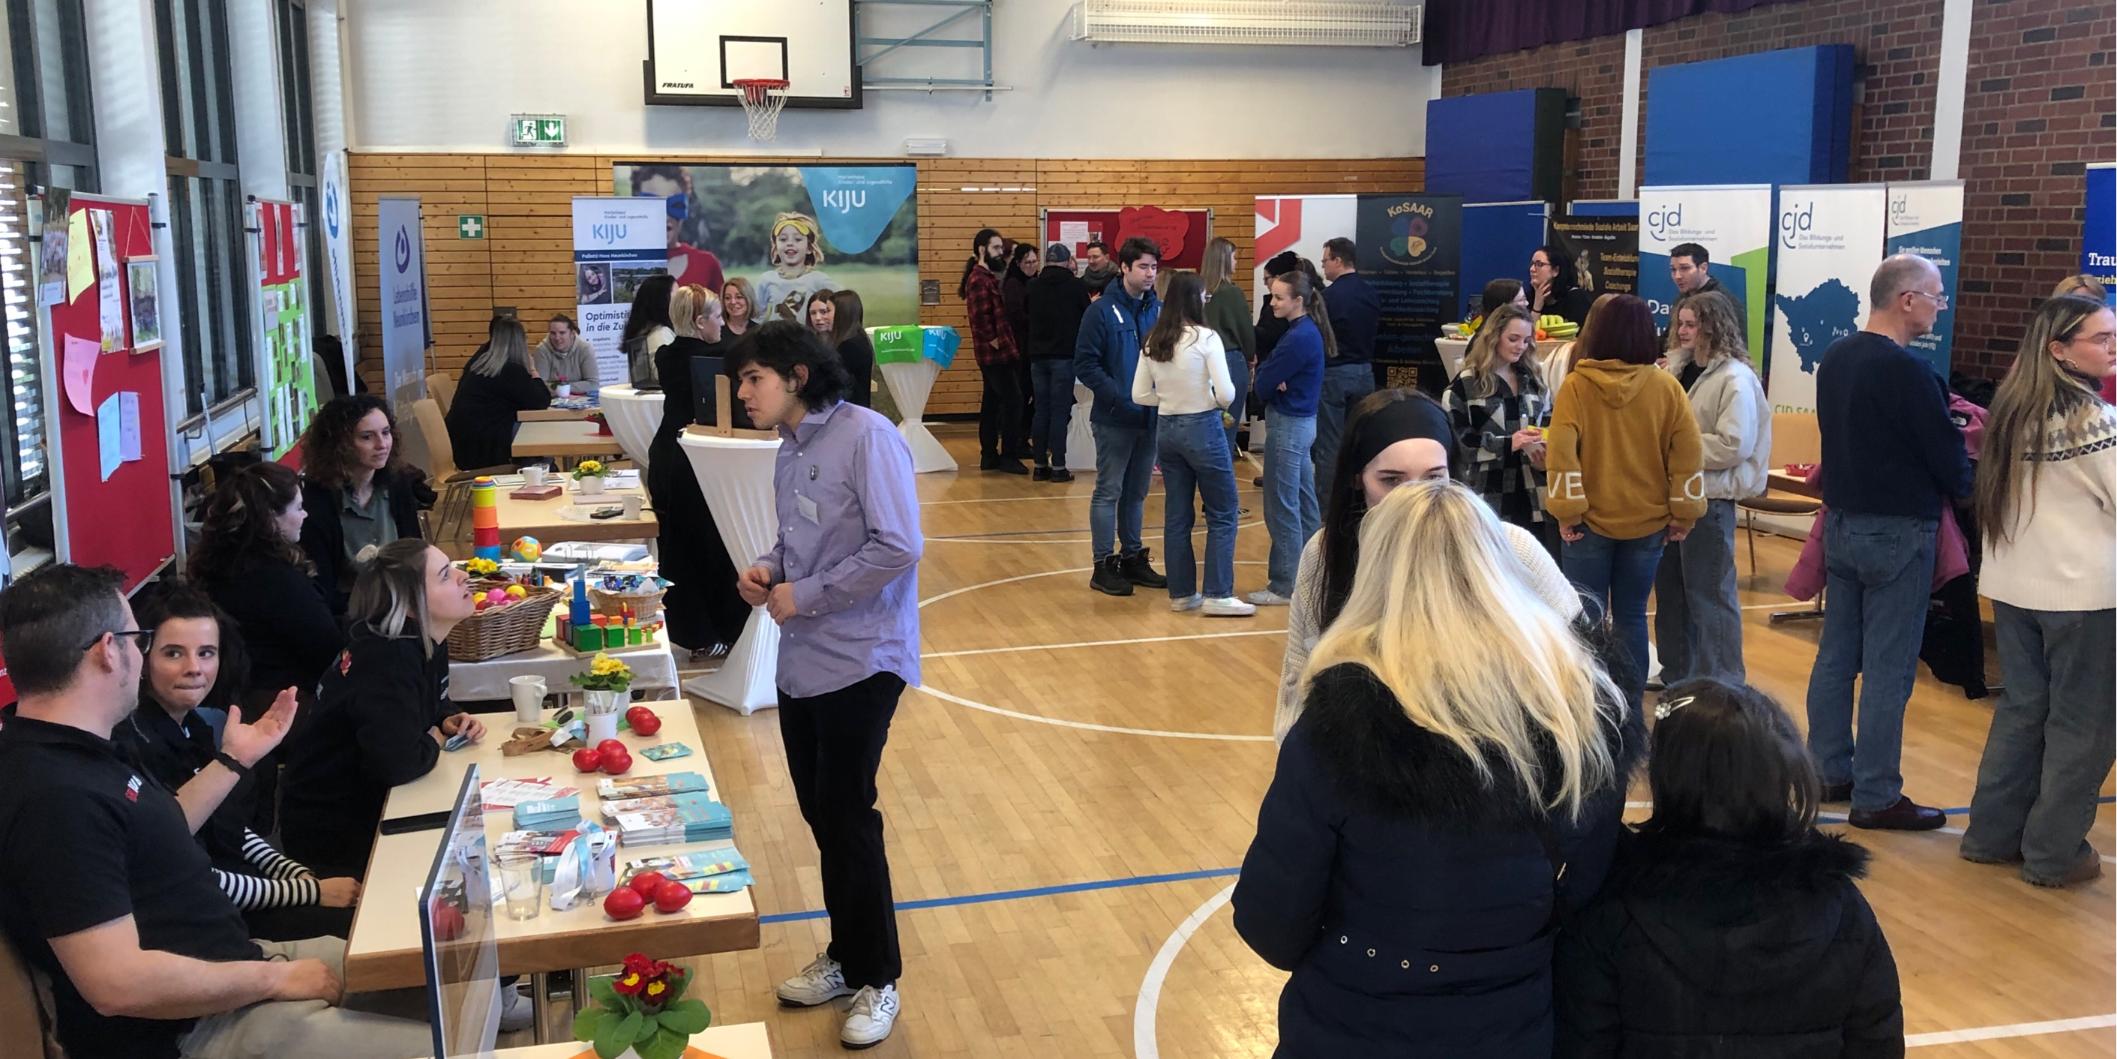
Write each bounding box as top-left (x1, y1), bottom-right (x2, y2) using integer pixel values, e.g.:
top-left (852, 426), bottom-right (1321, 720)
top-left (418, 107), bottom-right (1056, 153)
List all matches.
top-left (733, 79), bottom-right (790, 142)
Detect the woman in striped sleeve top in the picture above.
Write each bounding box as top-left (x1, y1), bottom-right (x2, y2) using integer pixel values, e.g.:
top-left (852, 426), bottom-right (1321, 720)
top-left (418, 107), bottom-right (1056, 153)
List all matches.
top-left (115, 584), bottom-right (362, 940)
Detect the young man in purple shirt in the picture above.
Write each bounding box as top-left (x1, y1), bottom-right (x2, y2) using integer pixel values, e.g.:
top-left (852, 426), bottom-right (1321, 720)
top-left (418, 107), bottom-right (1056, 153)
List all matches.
top-left (733, 321), bottom-right (922, 1050)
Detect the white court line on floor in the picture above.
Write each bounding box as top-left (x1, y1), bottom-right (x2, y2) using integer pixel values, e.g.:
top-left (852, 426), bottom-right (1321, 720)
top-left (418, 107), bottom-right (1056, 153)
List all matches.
top-left (927, 518), bottom-right (1266, 545)
top-left (1906, 1013), bottom-right (2117, 1047)
top-left (915, 683), bottom-right (1276, 743)
top-left (921, 486), bottom-right (1263, 506)
top-left (1134, 882), bottom-right (1238, 1059)
top-left (924, 628), bottom-right (1287, 660)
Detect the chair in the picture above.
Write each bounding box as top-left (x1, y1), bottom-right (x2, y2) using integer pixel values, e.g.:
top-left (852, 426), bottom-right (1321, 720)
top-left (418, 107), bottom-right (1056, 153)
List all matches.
top-left (0, 930), bottom-right (63, 1058)
top-left (408, 397), bottom-right (513, 543)
top-left (1737, 411), bottom-right (1824, 577)
top-left (427, 372), bottom-right (457, 416)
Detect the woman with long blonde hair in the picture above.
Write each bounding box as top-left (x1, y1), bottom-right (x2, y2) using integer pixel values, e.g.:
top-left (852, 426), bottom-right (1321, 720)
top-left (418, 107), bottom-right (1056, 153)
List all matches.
top-left (1960, 295), bottom-right (2117, 888)
top-left (1445, 302), bottom-right (1554, 552)
top-left (1653, 289), bottom-right (1769, 687)
top-left (1234, 480), bottom-right (1638, 1056)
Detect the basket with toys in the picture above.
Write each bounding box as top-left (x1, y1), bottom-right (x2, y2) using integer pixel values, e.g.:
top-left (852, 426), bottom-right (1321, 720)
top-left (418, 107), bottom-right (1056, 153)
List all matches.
top-left (446, 558), bottom-right (563, 661)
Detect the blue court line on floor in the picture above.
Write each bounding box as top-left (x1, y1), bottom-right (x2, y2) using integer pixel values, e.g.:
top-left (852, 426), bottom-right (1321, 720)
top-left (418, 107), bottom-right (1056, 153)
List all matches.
top-left (757, 866), bottom-right (1241, 925)
top-left (756, 798), bottom-right (2117, 925)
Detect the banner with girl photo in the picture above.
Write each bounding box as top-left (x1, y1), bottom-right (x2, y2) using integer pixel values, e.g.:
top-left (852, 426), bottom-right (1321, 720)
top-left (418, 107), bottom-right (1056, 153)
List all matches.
top-left (570, 196), bottom-right (669, 384)
top-left (611, 163), bottom-right (920, 332)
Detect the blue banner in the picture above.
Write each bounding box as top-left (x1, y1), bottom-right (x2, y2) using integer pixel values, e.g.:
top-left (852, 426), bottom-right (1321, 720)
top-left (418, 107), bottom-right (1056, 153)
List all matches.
top-left (375, 196), bottom-right (428, 410)
top-left (1884, 183), bottom-right (1964, 374)
top-left (2085, 165), bottom-right (2115, 307)
top-left (1458, 201), bottom-right (1547, 319)
top-left (800, 166), bottom-right (917, 255)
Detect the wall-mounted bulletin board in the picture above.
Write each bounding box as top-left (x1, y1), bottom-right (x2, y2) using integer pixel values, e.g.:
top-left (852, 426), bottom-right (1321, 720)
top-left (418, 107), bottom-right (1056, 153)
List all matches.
top-left (42, 192), bottom-right (176, 593)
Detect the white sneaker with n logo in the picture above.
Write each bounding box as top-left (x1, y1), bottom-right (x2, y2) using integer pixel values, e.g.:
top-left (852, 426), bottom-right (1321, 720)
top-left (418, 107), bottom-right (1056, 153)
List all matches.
top-left (776, 953), bottom-right (853, 1007)
top-left (839, 984), bottom-right (900, 1049)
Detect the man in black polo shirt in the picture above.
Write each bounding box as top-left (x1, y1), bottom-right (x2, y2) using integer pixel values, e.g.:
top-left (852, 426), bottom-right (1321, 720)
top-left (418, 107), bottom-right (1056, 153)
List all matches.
top-left (0, 564), bottom-right (430, 1058)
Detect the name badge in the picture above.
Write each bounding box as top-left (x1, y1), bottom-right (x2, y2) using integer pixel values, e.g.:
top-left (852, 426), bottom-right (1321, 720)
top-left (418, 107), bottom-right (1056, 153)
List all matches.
top-left (798, 493), bottom-right (820, 524)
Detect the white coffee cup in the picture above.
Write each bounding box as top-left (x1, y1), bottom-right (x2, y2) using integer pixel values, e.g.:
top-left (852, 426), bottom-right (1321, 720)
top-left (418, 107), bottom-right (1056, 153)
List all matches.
top-left (522, 465), bottom-right (548, 488)
top-left (509, 675), bottom-right (548, 723)
top-left (556, 383), bottom-right (574, 398)
top-left (622, 495), bottom-right (643, 519)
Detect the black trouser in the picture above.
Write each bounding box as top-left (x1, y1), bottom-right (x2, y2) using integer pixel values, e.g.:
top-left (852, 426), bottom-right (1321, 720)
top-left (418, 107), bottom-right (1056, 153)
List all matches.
top-left (778, 671), bottom-right (905, 989)
top-left (1012, 360), bottom-right (1035, 456)
top-left (979, 363), bottom-right (1026, 460)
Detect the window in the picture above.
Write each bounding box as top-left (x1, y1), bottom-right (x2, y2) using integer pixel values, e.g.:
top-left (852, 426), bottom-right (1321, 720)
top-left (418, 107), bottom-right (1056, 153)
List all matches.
top-left (0, 0), bottom-right (96, 515)
top-left (277, 0), bottom-right (325, 335)
top-left (158, 0), bottom-right (251, 417)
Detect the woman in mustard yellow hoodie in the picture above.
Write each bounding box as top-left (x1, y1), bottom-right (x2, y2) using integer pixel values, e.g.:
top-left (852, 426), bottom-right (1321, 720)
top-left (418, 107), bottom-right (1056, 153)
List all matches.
top-left (1545, 295), bottom-right (1706, 708)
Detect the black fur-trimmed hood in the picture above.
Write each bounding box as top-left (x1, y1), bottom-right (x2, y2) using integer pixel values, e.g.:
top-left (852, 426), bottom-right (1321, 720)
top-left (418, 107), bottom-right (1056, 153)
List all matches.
top-left (1613, 827), bottom-right (1870, 898)
top-left (1297, 660), bottom-right (1645, 829)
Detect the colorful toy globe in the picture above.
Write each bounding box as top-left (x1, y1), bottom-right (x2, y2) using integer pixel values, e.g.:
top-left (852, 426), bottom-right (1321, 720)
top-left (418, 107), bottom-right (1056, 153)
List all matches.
top-left (509, 536), bottom-right (543, 562)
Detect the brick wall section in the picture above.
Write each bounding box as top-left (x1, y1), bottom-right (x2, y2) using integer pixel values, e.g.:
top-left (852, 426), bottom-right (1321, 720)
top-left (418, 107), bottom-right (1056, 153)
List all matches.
top-left (1440, 0), bottom-right (2117, 378)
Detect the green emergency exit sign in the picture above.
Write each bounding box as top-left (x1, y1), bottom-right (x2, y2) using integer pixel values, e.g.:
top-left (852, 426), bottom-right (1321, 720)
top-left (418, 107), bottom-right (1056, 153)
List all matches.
top-left (511, 114), bottom-right (567, 148)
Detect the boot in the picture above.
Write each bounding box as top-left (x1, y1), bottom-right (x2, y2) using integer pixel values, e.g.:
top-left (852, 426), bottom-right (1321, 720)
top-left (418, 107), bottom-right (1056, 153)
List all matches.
top-left (1032, 464), bottom-right (1052, 481)
top-left (1090, 555), bottom-right (1133, 596)
top-left (1049, 468), bottom-right (1074, 483)
top-left (1120, 548), bottom-right (1167, 588)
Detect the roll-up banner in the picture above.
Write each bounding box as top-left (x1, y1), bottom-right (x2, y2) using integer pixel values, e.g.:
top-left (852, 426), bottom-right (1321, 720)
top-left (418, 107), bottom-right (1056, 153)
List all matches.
top-left (1884, 182), bottom-right (1964, 376)
top-left (570, 197), bottom-right (669, 385)
top-left (2084, 164), bottom-right (2114, 307)
top-left (1638, 185), bottom-right (1772, 358)
top-left (1768, 184), bottom-right (1886, 413)
top-left (374, 196), bottom-right (429, 409)
top-left (1550, 212), bottom-right (1641, 297)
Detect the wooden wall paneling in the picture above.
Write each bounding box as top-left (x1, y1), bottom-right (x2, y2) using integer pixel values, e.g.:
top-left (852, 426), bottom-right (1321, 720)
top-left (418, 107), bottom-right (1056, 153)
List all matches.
top-left (344, 153), bottom-right (1421, 413)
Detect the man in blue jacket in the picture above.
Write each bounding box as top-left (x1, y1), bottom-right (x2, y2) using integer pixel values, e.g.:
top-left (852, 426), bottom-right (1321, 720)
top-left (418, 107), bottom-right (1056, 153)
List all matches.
top-left (1316, 237), bottom-right (1380, 483)
top-left (1074, 236), bottom-right (1168, 596)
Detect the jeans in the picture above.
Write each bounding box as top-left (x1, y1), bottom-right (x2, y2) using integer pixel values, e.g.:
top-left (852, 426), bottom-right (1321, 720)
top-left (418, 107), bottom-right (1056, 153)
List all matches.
top-left (979, 361), bottom-right (1025, 459)
top-left (1029, 359), bottom-right (1074, 468)
top-left (1652, 498), bottom-right (1745, 685)
top-left (1225, 349), bottom-right (1251, 457)
top-left (1563, 527), bottom-right (1668, 709)
top-left (1803, 511), bottom-right (1937, 812)
top-left (1313, 362), bottom-right (1377, 484)
top-left (779, 671), bottom-right (906, 989)
top-left (1962, 604), bottom-right (2116, 878)
top-left (1090, 419), bottom-right (1157, 560)
top-left (1262, 407), bottom-right (1320, 595)
top-left (1157, 411), bottom-right (1241, 599)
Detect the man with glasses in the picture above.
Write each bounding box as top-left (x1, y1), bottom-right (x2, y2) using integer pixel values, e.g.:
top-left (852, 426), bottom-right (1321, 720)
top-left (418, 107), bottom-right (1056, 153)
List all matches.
top-left (0, 564), bottom-right (431, 1058)
top-left (1805, 254), bottom-right (1973, 832)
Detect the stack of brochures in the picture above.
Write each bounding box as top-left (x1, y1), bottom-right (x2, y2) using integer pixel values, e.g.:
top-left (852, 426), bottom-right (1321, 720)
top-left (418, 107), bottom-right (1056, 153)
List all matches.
top-left (623, 847), bottom-right (754, 894)
top-left (601, 791), bottom-right (733, 846)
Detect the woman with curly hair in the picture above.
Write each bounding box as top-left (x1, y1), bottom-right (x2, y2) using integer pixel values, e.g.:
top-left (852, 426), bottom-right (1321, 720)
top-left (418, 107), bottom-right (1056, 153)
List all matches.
top-left (299, 395), bottom-right (426, 615)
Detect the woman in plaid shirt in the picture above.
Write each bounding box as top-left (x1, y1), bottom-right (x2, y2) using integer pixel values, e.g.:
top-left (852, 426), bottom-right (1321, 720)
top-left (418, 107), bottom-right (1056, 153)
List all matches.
top-left (1444, 304), bottom-right (1556, 556)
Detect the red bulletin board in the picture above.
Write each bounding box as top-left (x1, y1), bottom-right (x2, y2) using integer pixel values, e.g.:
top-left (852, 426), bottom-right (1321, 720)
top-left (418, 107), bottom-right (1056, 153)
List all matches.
top-left (1041, 206), bottom-right (1212, 270)
top-left (47, 194), bottom-right (175, 592)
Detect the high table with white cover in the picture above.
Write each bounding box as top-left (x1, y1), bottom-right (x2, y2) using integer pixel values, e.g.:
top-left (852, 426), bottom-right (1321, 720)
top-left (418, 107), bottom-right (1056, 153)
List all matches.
top-left (597, 384), bottom-right (664, 473)
top-left (869, 324), bottom-right (958, 473)
top-left (676, 430), bottom-right (783, 713)
top-left (1065, 382), bottom-right (1097, 472)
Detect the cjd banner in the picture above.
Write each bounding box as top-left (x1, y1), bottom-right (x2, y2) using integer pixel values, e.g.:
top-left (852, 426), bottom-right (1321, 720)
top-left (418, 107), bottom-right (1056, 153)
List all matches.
top-left (1768, 185), bottom-right (1886, 414)
top-left (1884, 182), bottom-right (1964, 376)
top-left (374, 196), bottom-right (429, 410)
top-left (1638, 185), bottom-right (1772, 359)
top-left (570, 197), bottom-right (669, 385)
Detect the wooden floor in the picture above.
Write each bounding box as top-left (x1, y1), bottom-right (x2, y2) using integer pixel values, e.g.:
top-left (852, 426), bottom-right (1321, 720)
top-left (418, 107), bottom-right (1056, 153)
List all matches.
top-left (538, 426), bottom-right (2116, 1057)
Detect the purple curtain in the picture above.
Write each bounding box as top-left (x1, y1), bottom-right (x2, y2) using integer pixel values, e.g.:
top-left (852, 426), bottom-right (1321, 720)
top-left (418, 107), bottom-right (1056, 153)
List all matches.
top-left (1423, 0), bottom-right (1800, 66)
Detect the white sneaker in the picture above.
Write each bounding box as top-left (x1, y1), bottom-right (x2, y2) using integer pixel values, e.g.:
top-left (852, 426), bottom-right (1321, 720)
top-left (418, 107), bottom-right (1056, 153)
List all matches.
top-left (1202, 596), bottom-right (1256, 617)
top-left (839, 984), bottom-right (900, 1049)
top-left (497, 982), bottom-right (534, 1033)
top-left (1170, 593), bottom-right (1203, 612)
top-left (1245, 589), bottom-right (1292, 606)
top-left (776, 953), bottom-right (853, 1007)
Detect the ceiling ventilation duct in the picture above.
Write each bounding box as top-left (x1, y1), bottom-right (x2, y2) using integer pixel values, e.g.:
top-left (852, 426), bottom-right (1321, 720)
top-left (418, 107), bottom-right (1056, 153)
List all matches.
top-left (1073, 1), bottom-right (1421, 48)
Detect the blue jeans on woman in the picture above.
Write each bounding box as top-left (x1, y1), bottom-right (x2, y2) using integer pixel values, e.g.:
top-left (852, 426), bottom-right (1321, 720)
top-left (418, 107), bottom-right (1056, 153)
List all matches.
top-left (1029, 359), bottom-right (1074, 469)
top-left (1224, 350), bottom-right (1251, 458)
top-left (1563, 527), bottom-right (1668, 708)
top-left (1262, 406), bottom-right (1320, 596)
top-left (1157, 411), bottom-right (1240, 600)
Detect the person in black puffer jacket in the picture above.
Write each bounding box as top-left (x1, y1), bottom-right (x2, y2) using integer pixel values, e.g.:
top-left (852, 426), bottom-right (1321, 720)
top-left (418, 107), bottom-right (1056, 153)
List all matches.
top-left (1023, 244), bottom-right (1090, 479)
top-left (1556, 678), bottom-right (1904, 1058)
top-left (1234, 481), bottom-right (1644, 1058)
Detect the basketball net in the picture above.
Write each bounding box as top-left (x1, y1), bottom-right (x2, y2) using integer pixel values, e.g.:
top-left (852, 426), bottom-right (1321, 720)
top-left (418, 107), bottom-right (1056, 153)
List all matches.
top-left (734, 79), bottom-right (789, 142)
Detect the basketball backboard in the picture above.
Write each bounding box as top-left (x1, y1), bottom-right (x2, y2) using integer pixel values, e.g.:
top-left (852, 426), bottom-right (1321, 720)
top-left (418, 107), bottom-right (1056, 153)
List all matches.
top-left (645, 0), bottom-right (860, 109)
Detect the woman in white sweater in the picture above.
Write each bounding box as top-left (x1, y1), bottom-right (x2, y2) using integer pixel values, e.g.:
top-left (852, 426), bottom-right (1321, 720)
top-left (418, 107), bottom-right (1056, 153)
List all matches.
top-left (1274, 389), bottom-right (1582, 741)
top-left (1134, 272), bottom-right (1252, 617)
top-left (1960, 295), bottom-right (2117, 889)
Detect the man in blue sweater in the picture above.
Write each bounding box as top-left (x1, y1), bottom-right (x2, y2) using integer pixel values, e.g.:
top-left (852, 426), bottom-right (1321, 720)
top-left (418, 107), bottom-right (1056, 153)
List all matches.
top-left (1806, 253), bottom-right (1973, 831)
top-left (1315, 237), bottom-right (1380, 483)
top-left (1074, 237), bottom-right (1168, 596)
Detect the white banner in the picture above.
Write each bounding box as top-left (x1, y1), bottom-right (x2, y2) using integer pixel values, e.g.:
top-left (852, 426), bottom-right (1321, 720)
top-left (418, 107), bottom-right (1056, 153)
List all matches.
top-left (1638, 185), bottom-right (1773, 359)
top-left (570, 197), bottom-right (670, 385)
top-left (1768, 185), bottom-right (1887, 414)
top-left (321, 150), bottom-right (357, 360)
top-left (375, 196), bottom-right (429, 409)
top-left (1886, 182), bottom-right (1965, 377)
top-left (1251, 194), bottom-right (1357, 315)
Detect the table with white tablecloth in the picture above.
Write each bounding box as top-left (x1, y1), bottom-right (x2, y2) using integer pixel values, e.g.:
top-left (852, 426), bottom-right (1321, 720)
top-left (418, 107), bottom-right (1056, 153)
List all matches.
top-left (447, 629), bottom-right (679, 703)
top-left (1436, 337), bottom-right (1471, 378)
top-left (870, 324), bottom-right (959, 473)
top-left (676, 431), bottom-right (782, 713)
top-left (597, 384), bottom-right (665, 473)
top-left (1065, 381), bottom-right (1097, 472)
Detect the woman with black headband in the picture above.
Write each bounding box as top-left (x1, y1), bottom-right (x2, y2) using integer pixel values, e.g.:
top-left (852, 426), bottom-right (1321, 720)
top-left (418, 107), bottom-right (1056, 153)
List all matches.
top-left (1274, 388), bottom-right (1583, 740)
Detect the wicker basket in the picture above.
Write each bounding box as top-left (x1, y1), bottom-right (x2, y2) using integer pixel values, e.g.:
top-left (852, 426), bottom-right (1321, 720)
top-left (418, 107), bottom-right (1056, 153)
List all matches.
top-left (446, 579), bottom-right (562, 662)
top-left (587, 583), bottom-right (667, 620)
